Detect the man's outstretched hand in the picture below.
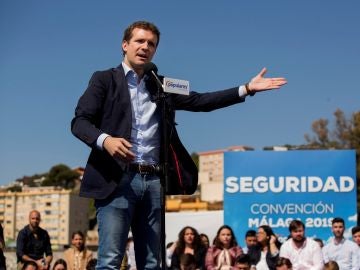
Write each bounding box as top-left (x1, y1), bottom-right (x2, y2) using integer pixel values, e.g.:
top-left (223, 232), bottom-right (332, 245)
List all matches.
top-left (248, 68), bottom-right (287, 93)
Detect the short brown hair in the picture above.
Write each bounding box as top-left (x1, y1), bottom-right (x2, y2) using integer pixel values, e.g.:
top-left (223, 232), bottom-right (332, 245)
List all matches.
top-left (122, 21), bottom-right (160, 55)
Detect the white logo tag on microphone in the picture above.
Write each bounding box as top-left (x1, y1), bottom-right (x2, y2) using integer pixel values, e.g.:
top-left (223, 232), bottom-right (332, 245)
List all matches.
top-left (163, 77), bottom-right (190, 95)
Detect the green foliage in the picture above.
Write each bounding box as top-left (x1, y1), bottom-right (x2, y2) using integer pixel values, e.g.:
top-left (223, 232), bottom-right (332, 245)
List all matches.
top-left (41, 164), bottom-right (80, 189)
top-left (191, 152), bottom-right (199, 169)
top-left (304, 109), bottom-right (360, 212)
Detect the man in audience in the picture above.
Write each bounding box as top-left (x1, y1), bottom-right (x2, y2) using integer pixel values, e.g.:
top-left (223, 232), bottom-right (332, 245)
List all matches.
top-left (279, 219), bottom-right (323, 270)
top-left (322, 217), bottom-right (359, 270)
top-left (16, 210), bottom-right (53, 270)
top-left (351, 226), bottom-right (360, 247)
top-left (243, 230), bottom-right (257, 254)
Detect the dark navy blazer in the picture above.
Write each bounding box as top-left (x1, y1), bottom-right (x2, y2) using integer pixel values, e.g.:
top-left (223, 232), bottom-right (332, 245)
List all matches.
top-left (71, 66), bottom-right (245, 200)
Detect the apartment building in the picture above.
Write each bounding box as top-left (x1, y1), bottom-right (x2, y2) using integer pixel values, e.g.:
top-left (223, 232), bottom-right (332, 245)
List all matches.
top-left (0, 186), bottom-right (90, 247)
top-left (198, 145), bottom-right (253, 202)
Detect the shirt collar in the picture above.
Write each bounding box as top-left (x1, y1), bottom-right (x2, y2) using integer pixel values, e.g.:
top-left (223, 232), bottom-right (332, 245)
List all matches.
top-left (122, 62), bottom-right (133, 77)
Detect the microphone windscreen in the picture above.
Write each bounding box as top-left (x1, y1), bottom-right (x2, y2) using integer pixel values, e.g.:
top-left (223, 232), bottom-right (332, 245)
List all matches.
top-left (143, 62), bottom-right (158, 75)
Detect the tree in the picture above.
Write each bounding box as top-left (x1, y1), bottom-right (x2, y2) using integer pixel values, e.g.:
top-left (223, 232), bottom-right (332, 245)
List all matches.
top-left (191, 152), bottom-right (199, 169)
top-left (42, 164), bottom-right (80, 189)
top-left (304, 108), bottom-right (360, 210)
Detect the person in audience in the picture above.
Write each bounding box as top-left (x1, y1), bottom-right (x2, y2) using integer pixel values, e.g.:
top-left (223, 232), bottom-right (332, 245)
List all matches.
top-left (234, 254), bottom-right (251, 270)
top-left (323, 261), bottom-right (339, 270)
top-left (126, 237), bottom-right (136, 270)
top-left (275, 257), bottom-right (292, 270)
top-left (322, 217), bottom-right (359, 270)
top-left (243, 230), bottom-right (257, 254)
top-left (52, 259), bottom-right (67, 270)
top-left (247, 225), bottom-right (281, 270)
top-left (313, 238), bottom-right (324, 249)
top-left (200, 234), bottom-right (210, 249)
top-left (0, 223), bottom-right (6, 270)
top-left (205, 225), bottom-right (243, 269)
top-left (279, 219), bottom-right (323, 270)
top-left (179, 253), bottom-right (197, 270)
top-left (85, 259), bottom-right (97, 270)
top-left (166, 242), bottom-right (176, 268)
top-left (63, 231), bottom-right (93, 270)
top-left (171, 226), bottom-right (207, 269)
top-left (22, 261), bottom-right (38, 270)
top-left (16, 210), bottom-right (53, 270)
top-left (351, 226), bottom-right (360, 247)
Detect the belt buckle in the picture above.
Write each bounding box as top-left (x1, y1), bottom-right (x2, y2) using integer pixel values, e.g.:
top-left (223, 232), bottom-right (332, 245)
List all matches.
top-left (138, 164), bottom-right (146, 175)
top-left (138, 164), bottom-right (153, 175)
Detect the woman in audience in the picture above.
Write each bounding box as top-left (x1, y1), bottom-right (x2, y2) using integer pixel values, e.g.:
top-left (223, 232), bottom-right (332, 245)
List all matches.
top-left (200, 234), bottom-right (210, 249)
top-left (52, 259), bottom-right (67, 270)
top-left (205, 225), bottom-right (243, 270)
top-left (63, 231), bottom-right (93, 270)
top-left (247, 225), bottom-right (281, 270)
top-left (171, 226), bottom-right (207, 270)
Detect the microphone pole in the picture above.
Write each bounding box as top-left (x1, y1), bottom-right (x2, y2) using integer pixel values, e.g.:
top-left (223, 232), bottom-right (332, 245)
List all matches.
top-left (144, 63), bottom-right (169, 270)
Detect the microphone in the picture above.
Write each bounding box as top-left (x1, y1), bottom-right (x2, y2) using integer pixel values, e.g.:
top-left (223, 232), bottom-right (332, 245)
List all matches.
top-left (144, 62), bottom-right (190, 95)
top-left (144, 62), bottom-right (163, 89)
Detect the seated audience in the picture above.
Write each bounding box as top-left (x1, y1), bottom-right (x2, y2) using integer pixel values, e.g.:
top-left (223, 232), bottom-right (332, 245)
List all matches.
top-left (22, 261), bottom-right (38, 270)
top-left (279, 220), bottom-right (323, 270)
top-left (63, 231), bottom-right (93, 270)
top-left (322, 217), bottom-right (359, 270)
top-left (0, 223), bottom-right (6, 270)
top-left (205, 225), bottom-right (243, 270)
top-left (313, 238), bottom-right (324, 249)
top-left (234, 254), bottom-right (251, 270)
top-left (275, 257), bottom-right (292, 270)
top-left (17, 210), bottom-right (53, 270)
top-left (180, 253), bottom-right (197, 270)
top-left (171, 226), bottom-right (207, 270)
top-left (243, 230), bottom-right (257, 254)
top-left (52, 259), bottom-right (67, 270)
top-left (200, 234), bottom-right (210, 249)
top-left (248, 225), bottom-right (281, 270)
top-left (323, 261), bottom-right (339, 270)
top-left (85, 259), bottom-right (97, 270)
top-left (351, 226), bottom-right (360, 247)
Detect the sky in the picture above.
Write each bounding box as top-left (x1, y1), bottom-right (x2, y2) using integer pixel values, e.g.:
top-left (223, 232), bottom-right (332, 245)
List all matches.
top-left (0, 1), bottom-right (359, 186)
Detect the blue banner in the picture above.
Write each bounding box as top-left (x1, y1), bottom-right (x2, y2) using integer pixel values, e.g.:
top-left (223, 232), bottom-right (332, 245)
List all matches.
top-left (223, 150), bottom-right (357, 246)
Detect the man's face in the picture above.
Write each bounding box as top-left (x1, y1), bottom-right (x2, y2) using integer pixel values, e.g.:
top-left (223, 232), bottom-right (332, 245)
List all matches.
top-left (245, 235), bottom-right (257, 248)
top-left (291, 226), bottom-right (305, 243)
top-left (352, 231), bottom-right (360, 246)
top-left (332, 222), bottom-right (345, 238)
top-left (29, 211), bottom-right (41, 229)
top-left (122, 27), bottom-right (158, 73)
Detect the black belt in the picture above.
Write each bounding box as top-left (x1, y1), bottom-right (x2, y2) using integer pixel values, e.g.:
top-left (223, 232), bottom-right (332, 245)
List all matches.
top-left (128, 163), bottom-right (162, 176)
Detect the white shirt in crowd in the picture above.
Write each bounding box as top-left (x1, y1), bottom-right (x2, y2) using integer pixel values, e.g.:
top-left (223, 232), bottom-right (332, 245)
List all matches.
top-left (279, 237), bottom-right (324, 270)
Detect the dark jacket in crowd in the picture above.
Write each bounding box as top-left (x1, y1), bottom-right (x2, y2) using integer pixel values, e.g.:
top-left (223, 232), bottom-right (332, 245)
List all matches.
top-left (16, 225), bottom-right (52, 262)
top-left (247, 244), bottom-right (279, 270)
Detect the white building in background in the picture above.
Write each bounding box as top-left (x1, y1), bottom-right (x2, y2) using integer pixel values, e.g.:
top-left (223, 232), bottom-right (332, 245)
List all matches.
top-left (198, 145), bottom-right (253, 202)
top-left (0, 186), bottom-right (90, 247)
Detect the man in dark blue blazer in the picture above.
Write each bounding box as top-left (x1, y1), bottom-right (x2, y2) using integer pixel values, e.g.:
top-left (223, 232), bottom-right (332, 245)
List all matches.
top-left (71, 21), bottom-right (286, 270)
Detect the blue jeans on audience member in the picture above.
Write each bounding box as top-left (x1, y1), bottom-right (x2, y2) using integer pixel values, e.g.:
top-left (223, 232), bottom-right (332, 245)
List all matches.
top-left (95, 172), bottom-right (161, 270)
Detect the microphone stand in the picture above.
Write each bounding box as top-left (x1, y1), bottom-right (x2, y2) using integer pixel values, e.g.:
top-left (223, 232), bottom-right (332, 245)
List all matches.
top-left (152, 71), bottom-right (169, 270)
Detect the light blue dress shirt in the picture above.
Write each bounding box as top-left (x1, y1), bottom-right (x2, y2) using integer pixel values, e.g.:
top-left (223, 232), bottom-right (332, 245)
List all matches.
top-left (97, 62), bottom-right (160, 164)
top-left (97, 62), bottom-right (248, 164)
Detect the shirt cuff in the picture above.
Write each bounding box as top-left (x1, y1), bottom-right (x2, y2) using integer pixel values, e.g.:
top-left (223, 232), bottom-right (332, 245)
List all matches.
top-left (239, 85), bottom-right (247, 97)
top-left (96, 133), bottom-right (110, 150)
